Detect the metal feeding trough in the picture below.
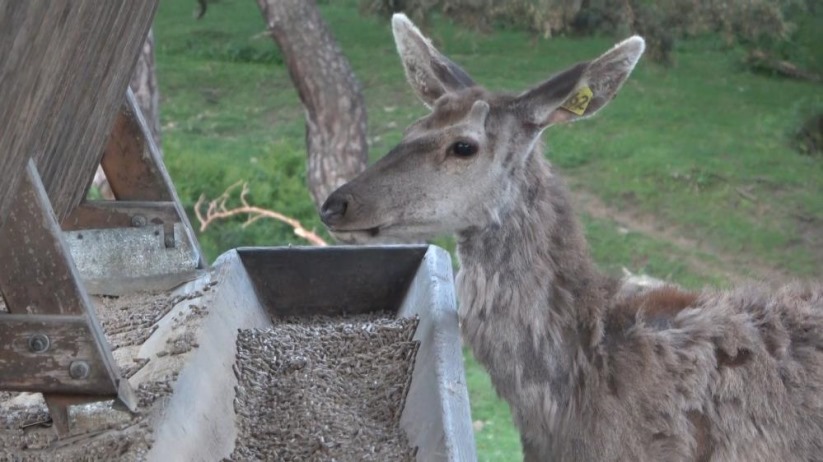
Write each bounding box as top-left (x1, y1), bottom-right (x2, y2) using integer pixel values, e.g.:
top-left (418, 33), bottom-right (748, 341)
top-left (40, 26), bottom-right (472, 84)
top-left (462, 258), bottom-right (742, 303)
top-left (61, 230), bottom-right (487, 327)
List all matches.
top-left (146, 244), bottom-right (476, 461)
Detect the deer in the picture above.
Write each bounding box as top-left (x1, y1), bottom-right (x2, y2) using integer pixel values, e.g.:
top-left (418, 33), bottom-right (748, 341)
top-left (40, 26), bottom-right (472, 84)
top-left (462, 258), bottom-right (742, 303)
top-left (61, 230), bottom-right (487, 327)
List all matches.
top-left (320, 13), bottom-right (823, 461)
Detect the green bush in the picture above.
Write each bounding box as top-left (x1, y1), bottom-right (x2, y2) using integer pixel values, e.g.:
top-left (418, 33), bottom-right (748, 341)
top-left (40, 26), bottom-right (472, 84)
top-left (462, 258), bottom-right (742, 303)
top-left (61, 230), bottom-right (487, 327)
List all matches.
top-left (361, 0), bottom-right (815, 65)
top-left (165, 137), bottom-right (327, 262)
top-left (360, 0), bottom-right (582, 36)
top-left (793, 111), bottom-right (823, 157)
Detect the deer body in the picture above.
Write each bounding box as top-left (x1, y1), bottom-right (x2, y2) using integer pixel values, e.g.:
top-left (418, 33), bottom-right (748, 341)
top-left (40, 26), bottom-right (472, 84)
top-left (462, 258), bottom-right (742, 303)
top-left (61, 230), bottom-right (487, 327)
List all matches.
top-left (321, 14), bottom-right (823, 460)
top-left (455, 143), bottom-right (823, 460)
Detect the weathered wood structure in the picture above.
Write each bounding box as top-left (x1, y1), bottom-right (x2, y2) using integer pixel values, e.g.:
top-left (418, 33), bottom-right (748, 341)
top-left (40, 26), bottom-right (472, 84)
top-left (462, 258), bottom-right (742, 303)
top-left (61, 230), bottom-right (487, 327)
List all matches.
top-left (0, 1), bottom-right (202, 436)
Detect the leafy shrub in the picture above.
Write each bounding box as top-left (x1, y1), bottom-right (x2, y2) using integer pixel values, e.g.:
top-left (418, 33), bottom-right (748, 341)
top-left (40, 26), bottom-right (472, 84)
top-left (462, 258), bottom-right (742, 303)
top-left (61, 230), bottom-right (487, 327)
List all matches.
top-left (361, 0), bottom-right (813, 65)
top-left (793, 111), bottom-right (823, 157)
top-left (166, 138), bottom-right (326, 262)
top-left (360, 0), bottom-right (582, 36)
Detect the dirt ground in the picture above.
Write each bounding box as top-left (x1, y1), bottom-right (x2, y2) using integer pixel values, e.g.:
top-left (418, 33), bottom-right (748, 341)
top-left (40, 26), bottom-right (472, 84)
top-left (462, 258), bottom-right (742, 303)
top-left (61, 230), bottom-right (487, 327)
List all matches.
top-left (230, 313), bottom-right (420, 462)
top-left (571, 189), bottom-right (806, 285)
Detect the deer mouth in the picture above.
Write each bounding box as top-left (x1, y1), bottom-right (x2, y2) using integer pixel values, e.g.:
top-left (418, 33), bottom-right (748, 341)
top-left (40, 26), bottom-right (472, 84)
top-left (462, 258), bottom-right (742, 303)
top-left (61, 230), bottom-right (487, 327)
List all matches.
top-left (329, 220), bottom-right (439, 245)
top-left (327, 223), bottom-right (382, 235)
top-left (355, 226), bottom-right (382, 237)
top-left (326, 224), bottom-right (385, 243)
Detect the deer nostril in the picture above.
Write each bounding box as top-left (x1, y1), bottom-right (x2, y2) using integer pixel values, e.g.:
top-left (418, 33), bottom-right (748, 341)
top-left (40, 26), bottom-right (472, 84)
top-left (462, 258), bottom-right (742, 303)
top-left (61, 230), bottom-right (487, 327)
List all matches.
top-left (320, 194), bottom-right (348, 226)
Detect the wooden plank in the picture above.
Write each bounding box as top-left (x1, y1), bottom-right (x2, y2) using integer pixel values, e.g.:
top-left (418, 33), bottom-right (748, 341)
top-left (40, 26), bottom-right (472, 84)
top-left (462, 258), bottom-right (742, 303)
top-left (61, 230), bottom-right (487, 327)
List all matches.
top-left (100, 94), bottom-right (174, 201)
top-left (46, 400), bottom-right (71, 437)
top-left (0, 162), bottom-right (119, 392)
top-left (0, 162), bottom-right (124, 436)
top-left (0, 315), bottom-right (116, 395)
top-left (0, 1), bottom-right (158, 224)
top-left (0, 163), bottom-right (98, 316)
top-left (61, 201), bottom-right (179, 231)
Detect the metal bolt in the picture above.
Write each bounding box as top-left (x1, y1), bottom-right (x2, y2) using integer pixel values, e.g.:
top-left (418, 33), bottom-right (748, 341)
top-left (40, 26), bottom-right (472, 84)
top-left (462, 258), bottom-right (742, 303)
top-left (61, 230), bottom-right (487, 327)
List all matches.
top-left (131, 214), bottom-right (147, 227)
top-left (69, 361), bottom-right (90, 380)
top-left (28, 334), bottom-right (50, 353)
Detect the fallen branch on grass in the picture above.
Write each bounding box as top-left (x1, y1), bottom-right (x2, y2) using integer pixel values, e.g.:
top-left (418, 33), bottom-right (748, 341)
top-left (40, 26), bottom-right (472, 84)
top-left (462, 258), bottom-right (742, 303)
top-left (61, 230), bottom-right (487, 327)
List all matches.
top-left (745, 49), bottom-right (821, 83)
top-left (194, 181), bottom-right (327, 246)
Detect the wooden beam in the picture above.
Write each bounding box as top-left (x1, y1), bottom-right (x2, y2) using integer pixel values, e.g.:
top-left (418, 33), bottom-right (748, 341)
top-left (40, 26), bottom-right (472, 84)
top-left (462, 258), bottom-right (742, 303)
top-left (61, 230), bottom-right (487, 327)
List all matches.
top-left (0, 315), bottom-right (116, 394)
top-left (100, 95), bottom-right (175, 201)
top-left (0, 162), bottom-right (121, 382)
top-left (0, 161), bottom-right (126, 436)
top-left (0, 163), bottom-right (116, 325)
top-left (0, 1), bottom-right (159, 224)
top-left (61, 201), bottom-right (179, 231)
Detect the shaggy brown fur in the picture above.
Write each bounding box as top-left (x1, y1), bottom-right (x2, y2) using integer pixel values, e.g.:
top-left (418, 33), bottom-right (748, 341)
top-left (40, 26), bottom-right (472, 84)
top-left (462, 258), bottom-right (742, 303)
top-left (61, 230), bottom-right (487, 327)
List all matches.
top-left (320, 14), bottom-right (823, 461)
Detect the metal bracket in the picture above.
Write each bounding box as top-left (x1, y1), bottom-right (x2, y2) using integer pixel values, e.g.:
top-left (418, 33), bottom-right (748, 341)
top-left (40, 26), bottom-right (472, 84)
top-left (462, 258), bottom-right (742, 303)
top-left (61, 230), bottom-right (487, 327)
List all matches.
top-left (64, 223), bottom-right (199, 295)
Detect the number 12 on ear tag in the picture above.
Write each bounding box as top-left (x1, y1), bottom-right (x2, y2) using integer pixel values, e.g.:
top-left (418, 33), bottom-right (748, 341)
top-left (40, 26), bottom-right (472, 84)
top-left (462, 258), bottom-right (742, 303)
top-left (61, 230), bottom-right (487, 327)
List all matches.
top-left (561, 86), bottom-right (593, 116)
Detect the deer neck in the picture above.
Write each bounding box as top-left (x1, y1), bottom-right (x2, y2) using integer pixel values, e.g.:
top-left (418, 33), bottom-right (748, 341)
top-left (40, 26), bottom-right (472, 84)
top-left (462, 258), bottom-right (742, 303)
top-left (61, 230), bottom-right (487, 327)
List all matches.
top-left (455, 149), bottom-right (612, 421)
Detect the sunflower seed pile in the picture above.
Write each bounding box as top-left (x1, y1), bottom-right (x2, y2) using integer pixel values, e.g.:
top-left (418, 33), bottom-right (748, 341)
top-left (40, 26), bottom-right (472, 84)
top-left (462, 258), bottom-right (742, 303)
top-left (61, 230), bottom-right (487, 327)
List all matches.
top-left (230, 313), bottom-right (420, 461)
top-left (95, 292), bottom-right (180, 350)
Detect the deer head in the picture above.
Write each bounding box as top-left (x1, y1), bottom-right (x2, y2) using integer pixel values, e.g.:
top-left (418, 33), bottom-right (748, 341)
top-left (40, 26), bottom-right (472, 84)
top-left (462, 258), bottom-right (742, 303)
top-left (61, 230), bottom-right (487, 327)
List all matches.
top-left (321, 14), bottom-right (644, 244)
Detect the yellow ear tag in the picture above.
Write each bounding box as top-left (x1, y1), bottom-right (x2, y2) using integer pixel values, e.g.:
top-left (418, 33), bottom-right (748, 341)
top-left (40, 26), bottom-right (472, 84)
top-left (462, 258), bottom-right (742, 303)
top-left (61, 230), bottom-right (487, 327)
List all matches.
top-left (561, 86), bottom-right (593, 116)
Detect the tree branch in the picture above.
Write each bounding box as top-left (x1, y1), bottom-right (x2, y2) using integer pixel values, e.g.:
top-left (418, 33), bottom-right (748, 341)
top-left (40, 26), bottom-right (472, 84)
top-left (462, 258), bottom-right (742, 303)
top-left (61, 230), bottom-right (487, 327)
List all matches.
top-left (194, 181), bottom-right (327, 246)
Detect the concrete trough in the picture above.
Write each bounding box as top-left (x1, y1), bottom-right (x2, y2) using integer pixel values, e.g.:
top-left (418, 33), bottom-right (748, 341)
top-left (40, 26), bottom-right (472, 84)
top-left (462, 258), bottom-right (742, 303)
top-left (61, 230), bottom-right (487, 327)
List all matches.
top-left (226, 245), bottom-right (477, 461)
top-left (154, 245), bottom-right (476, 460)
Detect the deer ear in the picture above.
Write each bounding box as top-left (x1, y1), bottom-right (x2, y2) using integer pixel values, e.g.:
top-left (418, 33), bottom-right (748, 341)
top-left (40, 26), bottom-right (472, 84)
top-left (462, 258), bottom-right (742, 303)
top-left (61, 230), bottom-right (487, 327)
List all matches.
top-left (514, 36), bottom-right (645, 128)
top-left (392, 13), bottom-right (475, 107)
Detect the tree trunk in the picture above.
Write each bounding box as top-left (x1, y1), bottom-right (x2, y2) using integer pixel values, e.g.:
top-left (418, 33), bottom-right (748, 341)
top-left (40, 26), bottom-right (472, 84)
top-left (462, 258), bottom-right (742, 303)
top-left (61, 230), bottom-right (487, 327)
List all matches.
top-left (256, 0), bottom-right (368, 209)
top-left (93, 28), bottom-right (160, 199)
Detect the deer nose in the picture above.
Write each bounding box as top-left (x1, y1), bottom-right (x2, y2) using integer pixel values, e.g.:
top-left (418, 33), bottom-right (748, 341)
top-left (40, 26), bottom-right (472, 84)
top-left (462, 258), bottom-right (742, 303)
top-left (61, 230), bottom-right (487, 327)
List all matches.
top-left (320, 193), bottom-right (348, 226)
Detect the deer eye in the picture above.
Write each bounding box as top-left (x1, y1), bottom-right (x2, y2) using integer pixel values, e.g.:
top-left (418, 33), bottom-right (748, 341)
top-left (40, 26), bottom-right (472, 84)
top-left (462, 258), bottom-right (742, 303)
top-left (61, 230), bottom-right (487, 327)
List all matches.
top-left (449, 141), bottom-right (478, 158)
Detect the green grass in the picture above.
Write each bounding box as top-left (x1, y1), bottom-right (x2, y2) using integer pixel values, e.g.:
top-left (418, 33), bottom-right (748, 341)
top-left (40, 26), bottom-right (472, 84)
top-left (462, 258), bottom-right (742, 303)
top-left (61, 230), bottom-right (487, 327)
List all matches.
top-left (464, 348), bottom-right (523, 460)
top-left (152, 2), bottom-right (822, 461)
top-left (551, 38), bottom-right (823, 277)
